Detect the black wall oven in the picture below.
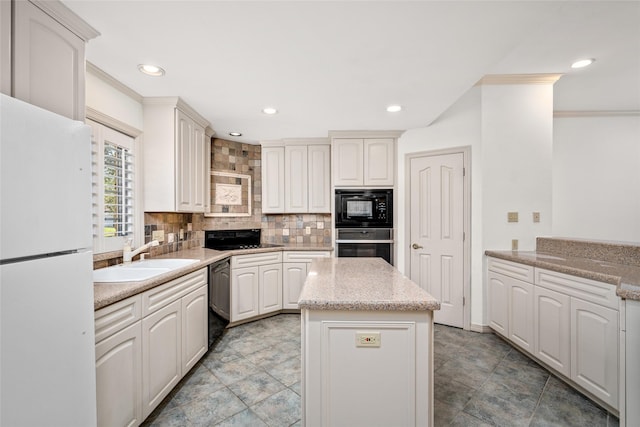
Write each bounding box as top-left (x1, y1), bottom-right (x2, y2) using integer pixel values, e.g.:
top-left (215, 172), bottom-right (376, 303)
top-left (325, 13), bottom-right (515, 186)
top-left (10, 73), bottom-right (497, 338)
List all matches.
top-left (335, 189), bottom-right (392, 228)
top-left (335, 228), bottom-right (394, 265)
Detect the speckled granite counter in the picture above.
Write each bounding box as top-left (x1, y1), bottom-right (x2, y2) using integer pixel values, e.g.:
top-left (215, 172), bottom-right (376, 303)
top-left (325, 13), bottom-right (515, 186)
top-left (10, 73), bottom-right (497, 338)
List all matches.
top-left (298, 257), bottom-right (440, 311)
top-left (485, 238), bottom-right (640, 301)
top-left (94, 244), bottom-right (333, 310)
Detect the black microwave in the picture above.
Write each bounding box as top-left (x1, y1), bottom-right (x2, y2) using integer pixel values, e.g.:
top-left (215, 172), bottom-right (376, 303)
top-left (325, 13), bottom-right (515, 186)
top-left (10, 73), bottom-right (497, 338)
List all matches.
top-left (335, 189), bottom-right (393, 228)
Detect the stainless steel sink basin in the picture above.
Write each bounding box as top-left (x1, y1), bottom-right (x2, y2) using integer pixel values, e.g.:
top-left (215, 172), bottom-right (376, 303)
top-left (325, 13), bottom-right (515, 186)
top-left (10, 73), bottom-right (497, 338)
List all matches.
top-left (93, 259), bottom-right (198, 283)
top-left (125, 259), bottom-right (198, 269)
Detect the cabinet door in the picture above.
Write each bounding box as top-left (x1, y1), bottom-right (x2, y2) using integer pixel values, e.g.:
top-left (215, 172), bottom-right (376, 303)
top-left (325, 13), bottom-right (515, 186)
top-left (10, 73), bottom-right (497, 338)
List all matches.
top-left (285, 145), bottom-right (308, 213)
top-left (509, 279), bottom-right (534, 352)
top-left (283, 262), bottom-right (307, 309)
top-left (487, 272), bottom-right (509, 337)
top-left (333, 139), bottom-right (363, 186)
top-left (262, 146), bottom-right (285, 213)
top-left (571, 298), bottom-right (619, 408)
top-left (534, 286), bottom-right (571, 377)
top-left (142, 299), bottom-right (182, 418)
top-left (13, 1), bottom-right (85, 120)
top-left (364, 138), bottom-right (394, 186)
top-left (260, 263), bottom-right (283, 314)
top-left (191, 123), bottom-right (207, 212)
top-left (182, 285), bottom-right (208, 374)
top-left (95, 322), bottom-right (142, 427)
top-left (308, 144), bottom-right (331, 213)
top-left (231, 266), bottom-right (260, 322)
top-left (176, 109), bottom-right (194, 211)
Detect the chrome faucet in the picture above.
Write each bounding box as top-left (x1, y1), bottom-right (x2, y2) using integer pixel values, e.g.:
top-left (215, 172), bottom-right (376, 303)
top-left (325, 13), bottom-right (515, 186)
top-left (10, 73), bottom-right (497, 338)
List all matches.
top-left (123, 240), bottom-right (160, 264)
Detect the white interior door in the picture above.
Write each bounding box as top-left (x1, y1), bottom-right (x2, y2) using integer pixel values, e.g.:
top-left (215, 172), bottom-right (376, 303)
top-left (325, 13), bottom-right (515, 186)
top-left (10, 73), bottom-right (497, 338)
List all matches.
top-left (409, 152), bottom-right (465, 327)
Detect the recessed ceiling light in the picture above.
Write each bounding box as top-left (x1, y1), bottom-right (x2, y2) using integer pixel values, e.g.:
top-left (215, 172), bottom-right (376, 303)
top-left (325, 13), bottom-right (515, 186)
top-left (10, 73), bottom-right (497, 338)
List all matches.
top-left (386, 105), bottom-right (402, 113)
top-left (229, 132), bottom-right (242, 137)
top-left (137, 64), bottom-right (165, 76)
top-left (262, 107), bottom-right (278, 115)
top-left (571, 59), bottom-right (595, 69)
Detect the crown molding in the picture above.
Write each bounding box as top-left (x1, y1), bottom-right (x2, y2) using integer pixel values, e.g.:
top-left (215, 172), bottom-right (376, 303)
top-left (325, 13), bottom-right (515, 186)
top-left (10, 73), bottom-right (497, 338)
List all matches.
top-left (205, 126), bottom-right (216, 138)
top-left (86, 62), bottom-right (143, 103)
top-left (477, 74), bottom-right (563, 86)
top-left (29, 0), bottom-right (100, 41)
top-left (86, 107), bottom-right (143, 138)
top-left (142, 96), bottom-right (210, 128)
top-left (328, 130), bottom-right (405, 139)
top-left (554, 110), bottom-right (640, 118)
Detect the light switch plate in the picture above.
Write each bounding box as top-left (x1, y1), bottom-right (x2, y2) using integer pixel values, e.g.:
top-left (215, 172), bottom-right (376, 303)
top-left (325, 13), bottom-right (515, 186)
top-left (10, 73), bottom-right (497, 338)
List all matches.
top-left (152, 230), bottom-right (165, 242)
top-left (512, 239), bottom-right (518, 251)
top-left (533, 212), bottom-right (541, 223)
top-left (508, 212), bottom-right (519, 223)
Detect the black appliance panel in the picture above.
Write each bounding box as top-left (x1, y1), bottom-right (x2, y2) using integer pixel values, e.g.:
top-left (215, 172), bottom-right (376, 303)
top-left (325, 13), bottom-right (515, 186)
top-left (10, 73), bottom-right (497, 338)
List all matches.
top-left (335, 189), bottom-right (393, 228)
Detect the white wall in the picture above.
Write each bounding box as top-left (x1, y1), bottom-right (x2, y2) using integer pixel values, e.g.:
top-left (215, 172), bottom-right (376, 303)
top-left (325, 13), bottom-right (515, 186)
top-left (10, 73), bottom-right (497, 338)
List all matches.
top-left (85, 70), bottom-right (143, 131)
top-left (553, 115), bottom-right (640, 243)
top-left (398, 81), bottom-right (554, 328)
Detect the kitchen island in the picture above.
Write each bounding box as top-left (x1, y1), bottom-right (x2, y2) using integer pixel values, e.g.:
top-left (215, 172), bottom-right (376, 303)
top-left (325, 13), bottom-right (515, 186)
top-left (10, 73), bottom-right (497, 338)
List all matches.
top-left (298, 257), bottom-right (440, 427)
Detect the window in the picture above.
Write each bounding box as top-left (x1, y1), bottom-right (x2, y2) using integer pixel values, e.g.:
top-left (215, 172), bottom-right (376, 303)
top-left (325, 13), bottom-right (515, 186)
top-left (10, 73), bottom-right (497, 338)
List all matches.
top-left (87, 119), bottom-right (137, 253)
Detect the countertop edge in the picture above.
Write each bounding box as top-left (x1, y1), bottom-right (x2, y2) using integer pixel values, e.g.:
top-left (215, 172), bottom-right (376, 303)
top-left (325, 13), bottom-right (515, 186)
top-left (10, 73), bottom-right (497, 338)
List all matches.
top-left (485, 250), bottom-right (640, 301)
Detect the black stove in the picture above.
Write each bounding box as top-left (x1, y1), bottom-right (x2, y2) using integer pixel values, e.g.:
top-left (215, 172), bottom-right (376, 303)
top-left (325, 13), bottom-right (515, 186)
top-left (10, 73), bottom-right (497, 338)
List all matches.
top-left (204, 229), bottom-right (283, 251)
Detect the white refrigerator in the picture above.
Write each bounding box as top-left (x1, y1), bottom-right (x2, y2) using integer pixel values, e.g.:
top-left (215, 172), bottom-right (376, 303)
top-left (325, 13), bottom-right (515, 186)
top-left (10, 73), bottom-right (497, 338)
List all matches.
top-left (0, 94), bottom-right (97, 426)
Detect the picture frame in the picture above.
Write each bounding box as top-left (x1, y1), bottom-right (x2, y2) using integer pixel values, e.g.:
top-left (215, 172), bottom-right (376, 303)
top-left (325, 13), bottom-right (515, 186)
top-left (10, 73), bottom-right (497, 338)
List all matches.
top-left (206, 171), bottom-right (252, 217)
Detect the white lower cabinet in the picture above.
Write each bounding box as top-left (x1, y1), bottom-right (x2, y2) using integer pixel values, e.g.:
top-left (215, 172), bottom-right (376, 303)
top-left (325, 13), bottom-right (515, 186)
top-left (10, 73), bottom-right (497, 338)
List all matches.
top-left (534, 285), bottom-right (571, 376)
top-left (142, 299), bottom-right (181, 418)
top-left (283, 251), bottom-right (331, 309)
top-left (95, 268), bottom-right (208, 426)
top-left (231, 252), bottom-right (283, 323)
top-left (95, 298), bottom-right (143, 427)
top-left (487, 256), bottom-right (622, 413)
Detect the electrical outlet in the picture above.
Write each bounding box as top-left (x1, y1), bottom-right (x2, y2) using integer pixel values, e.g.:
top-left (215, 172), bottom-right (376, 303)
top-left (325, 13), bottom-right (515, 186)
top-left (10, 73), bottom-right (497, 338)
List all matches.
top-left (179, 229), bottom-right (184, 240)
top-left (356, 332), bottom-right (381, 348)
top-left (305, 226), bottom-right (311, 235)
top-left (187, 223), bottom-right (193, 232)
top-left (533, 212), bottom-right (541, 223)
top-left (167, 233), bottom-right (175, 244)
top-left (507, 212), bottom-right (519, 223)
top-left (512, 239), bottom-right (518, 251)
top-left (152, 230), bottom-right (165, 242)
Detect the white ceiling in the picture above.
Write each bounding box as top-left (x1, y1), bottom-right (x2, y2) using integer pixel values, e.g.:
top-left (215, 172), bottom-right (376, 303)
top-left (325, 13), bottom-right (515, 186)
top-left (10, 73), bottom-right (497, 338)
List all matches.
top-left (63, 1), bottom-right (640, 143)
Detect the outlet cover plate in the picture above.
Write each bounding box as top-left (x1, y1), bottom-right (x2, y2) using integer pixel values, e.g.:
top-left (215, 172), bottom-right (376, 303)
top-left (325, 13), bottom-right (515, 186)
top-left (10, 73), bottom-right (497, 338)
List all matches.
top-left (508, 212), bottom-right (519, 223)
top-left (152, 230), bottom-right (165, 242)
top-left (356, 332), bottom-right (381, 348)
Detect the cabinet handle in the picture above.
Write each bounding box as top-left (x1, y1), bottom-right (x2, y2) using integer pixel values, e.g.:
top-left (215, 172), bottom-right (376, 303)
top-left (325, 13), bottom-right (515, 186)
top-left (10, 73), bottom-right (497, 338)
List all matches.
top-left (412, 243), bottom-right (423, 250)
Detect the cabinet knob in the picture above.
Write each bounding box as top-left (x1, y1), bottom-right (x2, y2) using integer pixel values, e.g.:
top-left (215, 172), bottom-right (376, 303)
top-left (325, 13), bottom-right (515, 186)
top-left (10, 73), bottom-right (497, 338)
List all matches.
top-left (412, 243), bottom-right (423, 250)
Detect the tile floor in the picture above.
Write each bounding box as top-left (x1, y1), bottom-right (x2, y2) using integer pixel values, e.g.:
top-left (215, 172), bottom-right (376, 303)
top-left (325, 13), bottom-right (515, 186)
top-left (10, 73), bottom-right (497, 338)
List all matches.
top-left (142, 313), bottom-right (619, 427)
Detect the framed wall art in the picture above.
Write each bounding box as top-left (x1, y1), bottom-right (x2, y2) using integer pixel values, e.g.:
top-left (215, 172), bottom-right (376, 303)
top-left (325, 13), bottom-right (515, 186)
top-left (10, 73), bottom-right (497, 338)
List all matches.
top-left (207, 171), bottom-right (252, 217)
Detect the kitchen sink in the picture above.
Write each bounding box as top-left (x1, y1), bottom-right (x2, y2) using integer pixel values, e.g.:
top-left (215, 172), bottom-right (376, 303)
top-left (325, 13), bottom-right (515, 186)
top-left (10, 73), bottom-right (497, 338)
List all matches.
top-left (93, 267), bottom-right (170, 283)
top-left (93, 258), bottom-right (198, 283)
top-left (125, 258), bottom-right (198, 269)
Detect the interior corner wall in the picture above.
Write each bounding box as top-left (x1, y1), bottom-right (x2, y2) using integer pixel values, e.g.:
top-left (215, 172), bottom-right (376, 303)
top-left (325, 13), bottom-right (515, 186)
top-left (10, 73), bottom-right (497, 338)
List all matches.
top-left (552, 115), bottom-right (640, 243)
top-left (397, 87), bottom-right (482, 325)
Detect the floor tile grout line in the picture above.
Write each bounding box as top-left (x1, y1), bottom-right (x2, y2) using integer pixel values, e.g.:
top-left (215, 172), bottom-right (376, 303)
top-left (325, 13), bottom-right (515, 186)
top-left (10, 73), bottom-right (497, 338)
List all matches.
top-left (527, 374), bottom-right (552, 426)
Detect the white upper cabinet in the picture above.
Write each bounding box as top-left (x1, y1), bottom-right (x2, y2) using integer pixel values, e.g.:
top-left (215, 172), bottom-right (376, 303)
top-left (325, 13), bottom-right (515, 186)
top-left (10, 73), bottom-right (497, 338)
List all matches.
top-left (8, 0), bottom-right (99, 120)
top-left (330, 132), bottom-right (401, 187)
top-left (143, 97), bottom-right (210, 213)
top-left (261, 139), bottom-right (331, 213)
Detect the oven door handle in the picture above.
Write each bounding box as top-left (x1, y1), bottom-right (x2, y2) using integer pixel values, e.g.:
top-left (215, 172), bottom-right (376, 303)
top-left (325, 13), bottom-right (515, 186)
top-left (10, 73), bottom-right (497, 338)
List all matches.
top-left (335, 240), bottom-right (394, 244)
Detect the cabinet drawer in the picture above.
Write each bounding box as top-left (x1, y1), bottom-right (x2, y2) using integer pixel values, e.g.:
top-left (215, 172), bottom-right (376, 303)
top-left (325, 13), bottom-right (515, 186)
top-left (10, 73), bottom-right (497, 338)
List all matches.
top-left (95, 294), bottom-right (142, 344)
top-left (141, 268), bottom-right (207, 316)
top-left (283, 251), bottom-right (331, 263)
top-left (232, 252), bottom-right (282, 268)
top-left (535, 268), bottom-right (619, 310)
top-left (487, 257), bottom-right (534, 282)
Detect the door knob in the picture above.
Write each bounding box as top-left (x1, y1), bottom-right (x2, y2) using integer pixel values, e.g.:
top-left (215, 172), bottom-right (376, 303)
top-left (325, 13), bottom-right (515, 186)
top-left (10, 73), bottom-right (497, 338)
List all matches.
top-left (412, 243), bottom-right (423, 249)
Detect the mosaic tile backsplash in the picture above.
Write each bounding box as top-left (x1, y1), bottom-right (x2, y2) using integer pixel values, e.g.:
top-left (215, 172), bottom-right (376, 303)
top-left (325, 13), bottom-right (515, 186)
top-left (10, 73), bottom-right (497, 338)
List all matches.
top-left (94, 138), bottom-right (332, 268)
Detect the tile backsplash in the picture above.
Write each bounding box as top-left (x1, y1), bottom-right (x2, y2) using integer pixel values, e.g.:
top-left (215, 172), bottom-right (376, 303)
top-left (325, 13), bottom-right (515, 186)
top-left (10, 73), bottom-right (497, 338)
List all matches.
top-left (94, 138), bottom-right (332, 269)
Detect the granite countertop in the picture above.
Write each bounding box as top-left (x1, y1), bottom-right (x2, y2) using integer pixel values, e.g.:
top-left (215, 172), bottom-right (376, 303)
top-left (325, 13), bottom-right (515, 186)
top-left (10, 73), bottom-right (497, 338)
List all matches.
top-left (94, 244), bottom-right (333, 310)
top-left (298, 257), bottom-right (441, 311)
top-left (485, 250), bottom-right (640, 301)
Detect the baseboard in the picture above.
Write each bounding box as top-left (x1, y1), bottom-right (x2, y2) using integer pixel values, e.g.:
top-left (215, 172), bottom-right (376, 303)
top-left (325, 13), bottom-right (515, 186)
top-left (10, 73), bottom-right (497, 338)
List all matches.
top-left (470, 323), bottom-right (492, 333)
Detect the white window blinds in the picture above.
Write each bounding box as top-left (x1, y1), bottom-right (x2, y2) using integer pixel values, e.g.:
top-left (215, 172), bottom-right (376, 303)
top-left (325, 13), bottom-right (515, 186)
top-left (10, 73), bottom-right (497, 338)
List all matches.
top-left (87, 119), bottom-right (136, 253)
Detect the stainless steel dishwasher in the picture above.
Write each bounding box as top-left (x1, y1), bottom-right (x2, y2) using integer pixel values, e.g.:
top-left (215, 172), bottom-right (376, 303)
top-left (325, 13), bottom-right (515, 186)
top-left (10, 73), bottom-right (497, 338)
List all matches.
top-left (208, 257), bottom-right (230, 347)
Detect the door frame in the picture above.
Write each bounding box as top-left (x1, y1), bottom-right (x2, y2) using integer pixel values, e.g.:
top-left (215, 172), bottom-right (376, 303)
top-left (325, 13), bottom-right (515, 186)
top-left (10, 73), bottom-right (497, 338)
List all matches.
top-left (404, 146), bottom-right (471, 330)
